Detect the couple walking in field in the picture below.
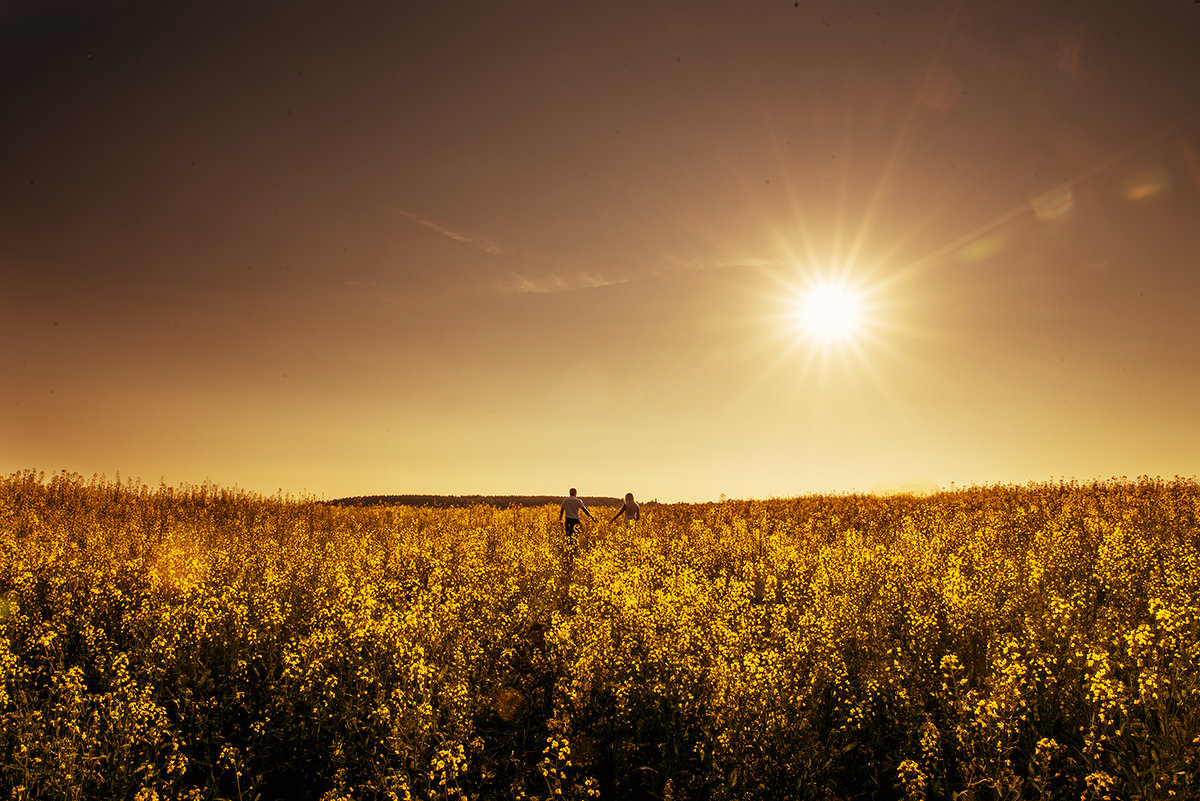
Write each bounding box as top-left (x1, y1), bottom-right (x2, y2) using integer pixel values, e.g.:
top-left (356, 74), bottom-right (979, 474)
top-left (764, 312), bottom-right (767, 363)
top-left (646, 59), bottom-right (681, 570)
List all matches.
top-left (558, 488), bottom-right (639, 542)
top-left (556, 488), bottom-right (637, 595)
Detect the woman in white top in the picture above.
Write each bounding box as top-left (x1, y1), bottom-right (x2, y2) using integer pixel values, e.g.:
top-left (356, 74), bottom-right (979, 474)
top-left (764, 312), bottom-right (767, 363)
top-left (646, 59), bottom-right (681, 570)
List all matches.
top-left (610, 492), bottom-right (640, 527)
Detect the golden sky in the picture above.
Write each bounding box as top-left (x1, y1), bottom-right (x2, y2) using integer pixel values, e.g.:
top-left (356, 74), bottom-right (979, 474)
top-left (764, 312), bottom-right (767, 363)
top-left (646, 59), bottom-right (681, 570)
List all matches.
top-left (4, 1), bottom-right (1200, 501)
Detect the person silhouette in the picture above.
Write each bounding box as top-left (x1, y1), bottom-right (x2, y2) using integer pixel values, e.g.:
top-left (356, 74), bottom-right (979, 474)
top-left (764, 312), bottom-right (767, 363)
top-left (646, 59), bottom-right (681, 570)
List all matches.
top-left (559, 487), bottom-right (595, 541)
top-left (610, 492), bottom-right (640, 527)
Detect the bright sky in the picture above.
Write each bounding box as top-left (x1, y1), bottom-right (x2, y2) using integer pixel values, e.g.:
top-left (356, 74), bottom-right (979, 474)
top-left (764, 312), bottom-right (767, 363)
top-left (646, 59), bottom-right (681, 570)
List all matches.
top-left (4, 1), bottom-right (1199, 501)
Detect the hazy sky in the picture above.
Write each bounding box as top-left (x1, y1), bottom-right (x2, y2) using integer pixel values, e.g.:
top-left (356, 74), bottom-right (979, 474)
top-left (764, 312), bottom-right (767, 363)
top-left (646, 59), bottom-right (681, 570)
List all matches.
top-left (4, 1), bottom-right (1199, 501)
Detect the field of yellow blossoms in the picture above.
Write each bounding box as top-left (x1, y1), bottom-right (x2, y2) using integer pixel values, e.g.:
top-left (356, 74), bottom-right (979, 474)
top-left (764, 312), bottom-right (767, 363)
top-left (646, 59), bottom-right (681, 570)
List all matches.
top-left (1, 469), bottom-right (1198, 800)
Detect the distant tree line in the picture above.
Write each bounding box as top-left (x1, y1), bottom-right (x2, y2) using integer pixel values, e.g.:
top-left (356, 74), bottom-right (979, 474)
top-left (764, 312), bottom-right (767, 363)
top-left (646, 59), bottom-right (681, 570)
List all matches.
top-left (326, 494), bottom-right (632, 509)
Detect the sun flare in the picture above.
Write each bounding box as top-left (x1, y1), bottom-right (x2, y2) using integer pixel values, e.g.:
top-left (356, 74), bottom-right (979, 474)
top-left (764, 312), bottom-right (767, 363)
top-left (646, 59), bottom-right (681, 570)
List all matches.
top-left (795, 282), bottom-right (865, 344)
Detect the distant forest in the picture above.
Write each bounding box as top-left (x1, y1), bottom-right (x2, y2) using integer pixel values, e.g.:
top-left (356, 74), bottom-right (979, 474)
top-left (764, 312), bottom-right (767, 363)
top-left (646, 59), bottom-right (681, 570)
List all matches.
top-left (326, 494), bottom-right (634, 509)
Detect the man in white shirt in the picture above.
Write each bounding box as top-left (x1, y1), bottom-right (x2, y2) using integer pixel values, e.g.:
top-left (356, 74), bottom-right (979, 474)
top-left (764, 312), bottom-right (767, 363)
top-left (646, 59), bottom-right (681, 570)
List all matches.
top-left (558, 487), bottom-right (595, 540)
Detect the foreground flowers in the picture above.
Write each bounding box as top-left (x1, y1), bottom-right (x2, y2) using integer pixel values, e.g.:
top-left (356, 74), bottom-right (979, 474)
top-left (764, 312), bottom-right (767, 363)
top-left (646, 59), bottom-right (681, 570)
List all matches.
top-left (1, 471), bottom-right (1198, 799)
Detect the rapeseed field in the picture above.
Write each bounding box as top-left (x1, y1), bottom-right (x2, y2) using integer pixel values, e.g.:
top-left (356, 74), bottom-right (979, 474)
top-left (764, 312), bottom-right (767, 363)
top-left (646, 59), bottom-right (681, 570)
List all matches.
top-left (1, 470), bottom-right (1198, 800)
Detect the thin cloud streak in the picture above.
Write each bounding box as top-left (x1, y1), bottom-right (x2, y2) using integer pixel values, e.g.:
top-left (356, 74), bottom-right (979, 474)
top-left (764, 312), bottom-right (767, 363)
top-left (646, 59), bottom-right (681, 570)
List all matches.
top-left (652, 255), bottom-right (785, 279)
top-left (392, 208), bottom-right (512, 256)
top-left (498, 272), bottom-right (630, 295)
top-left (497, 255), bottom-right (778, 295)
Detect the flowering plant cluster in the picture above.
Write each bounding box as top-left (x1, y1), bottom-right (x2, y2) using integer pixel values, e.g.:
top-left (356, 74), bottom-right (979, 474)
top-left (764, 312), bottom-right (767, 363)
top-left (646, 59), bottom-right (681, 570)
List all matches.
top-left (1, 470), bottom-right (1198, 799)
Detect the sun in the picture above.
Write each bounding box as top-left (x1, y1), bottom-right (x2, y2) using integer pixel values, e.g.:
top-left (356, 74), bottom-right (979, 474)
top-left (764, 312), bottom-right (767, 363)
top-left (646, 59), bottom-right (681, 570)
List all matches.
top-left (795, 281), bottom-right (865, 344)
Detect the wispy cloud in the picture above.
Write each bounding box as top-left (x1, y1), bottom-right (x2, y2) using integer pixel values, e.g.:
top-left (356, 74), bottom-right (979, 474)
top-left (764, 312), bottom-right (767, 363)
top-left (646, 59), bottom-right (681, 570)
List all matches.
top-left (392, 208), bottom-right (511, 256)
top-left (497, 256), bottom-right (776, 295)
top-left (499, 272), bottom-right (632, 295)
top-left (667, 255), bottom-right (783, 272)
